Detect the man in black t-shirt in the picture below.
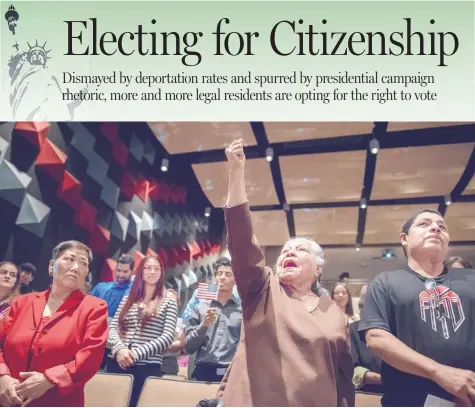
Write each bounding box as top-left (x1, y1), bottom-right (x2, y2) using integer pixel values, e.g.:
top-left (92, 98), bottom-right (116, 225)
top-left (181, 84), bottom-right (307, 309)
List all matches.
top-left (358, 208), bottom-right (475, 407)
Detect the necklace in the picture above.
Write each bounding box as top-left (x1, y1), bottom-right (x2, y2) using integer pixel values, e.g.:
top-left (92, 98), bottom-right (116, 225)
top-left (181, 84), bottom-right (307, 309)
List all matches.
top-left (306, 301), bottom-right (318, 314)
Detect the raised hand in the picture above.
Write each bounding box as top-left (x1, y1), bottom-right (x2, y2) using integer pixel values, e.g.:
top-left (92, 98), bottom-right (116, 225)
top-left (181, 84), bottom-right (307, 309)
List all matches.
top-left (225, 139), bottom-right (245, 171)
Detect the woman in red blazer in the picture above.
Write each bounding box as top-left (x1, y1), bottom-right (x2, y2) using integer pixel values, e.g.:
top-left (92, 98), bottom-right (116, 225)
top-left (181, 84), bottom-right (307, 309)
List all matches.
top-left (0, 240), bottom-right (108, 407)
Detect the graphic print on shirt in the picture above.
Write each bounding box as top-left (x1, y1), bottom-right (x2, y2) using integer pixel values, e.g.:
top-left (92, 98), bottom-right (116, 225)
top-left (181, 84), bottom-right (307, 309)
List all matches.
top-left (419, 279), bottom-right (465, 339)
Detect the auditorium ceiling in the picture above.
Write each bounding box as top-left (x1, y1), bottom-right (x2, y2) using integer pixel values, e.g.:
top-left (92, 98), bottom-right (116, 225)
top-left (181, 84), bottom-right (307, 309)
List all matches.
top-left (147, 121), bottom-right (475, 251)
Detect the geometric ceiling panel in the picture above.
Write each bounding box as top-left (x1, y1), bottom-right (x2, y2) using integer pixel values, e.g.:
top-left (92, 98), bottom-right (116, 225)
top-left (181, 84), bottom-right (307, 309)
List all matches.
top-left (153, 212), bottom-right (166, 238)
top-left (265, 122), bottom-right (373, 143)
top-left (371, 143), bottom-right (474, 200)
top-left (86, 151), bottom-right (109, 186)
top-left (57, 171), bottom-right (83, 209)
top-left (444, 202), bottom-right (475, 242)
top-left (148, 122), bottom-right (257, 154)
top-left (280, 151), bottom-right (366, 204)
top-left (127, 211), bottom-right (142, 240)
top-left (130, 133), bottom-right (144, 162)
top-left (14, 122), bottom-right (50, 148)
top-left (110, 210), bottom-right (129, 242)
top-left (0, 136), bottom-right (9, 163)
top-left (294, 207), bottom-right (359, 245)
top-left (15, 193), bottom-right (51, 238)
top-left (192, 158), bottom-right (279, 207)
top-left (100, 177), bottom-right (120, 209)
top-left (143, 140), bottom-right (156, 165)
top-left (387, 122), bottom-right (474, 132)
top-left (35, 139), bottom-right (67, 181)
top-left (250, 210), bottom-right (289, 246)
top-left (463, 174), bottom-right (475, 196)
top-left (0, 160), bottom-right (32, 206)
top-left (141, 211), bottom-right (154, 239)
top-left (70, 126), bottom-right (96, 157)
top-left (364, 204), bottom-right (439, 245)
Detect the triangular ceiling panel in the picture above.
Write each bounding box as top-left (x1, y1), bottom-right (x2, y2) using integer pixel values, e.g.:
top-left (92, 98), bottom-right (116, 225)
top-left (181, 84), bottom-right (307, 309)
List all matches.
top-left (86, 151), bottom-right (109, 186)
top-left (130, 133), bottom-right (144, 162)
top-left (0, 136), bottom-right (9, 163)
top-left (141, 211), bottom-right (154, 239)
top-left (110, 211), bottom-right (129, 242)
top-left (173, 214), bottom-right (183, 235)
top-left (35, 139), bottom-right (67, 181)
top-left (163, 213), bottom-right (174, 236)
top-left (57, 171), bottom-right (83, 208)
top-left (143, 140), bottom-right (156, 165)
top-left (153, 212), bottom-right (166, 237)
top-left (15, 194), bottom-right (51, 237)
top-left (127, 211), bottom-right (142, 240)
top-left (14, 122), bottom-right (49, 148)
top-left (0, 160), bottom-right (32, 206)
top-left (100, 177), bottom-right (120, 210)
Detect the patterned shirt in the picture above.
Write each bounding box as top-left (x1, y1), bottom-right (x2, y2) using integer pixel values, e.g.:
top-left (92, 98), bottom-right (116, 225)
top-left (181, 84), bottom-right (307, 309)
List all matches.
top-left (108, 295), bottom-right (178, 366)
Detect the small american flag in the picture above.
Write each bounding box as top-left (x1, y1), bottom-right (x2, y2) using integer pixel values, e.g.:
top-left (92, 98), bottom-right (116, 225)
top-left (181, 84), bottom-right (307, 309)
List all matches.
top-left (197, 282), bottom-right (219, 301)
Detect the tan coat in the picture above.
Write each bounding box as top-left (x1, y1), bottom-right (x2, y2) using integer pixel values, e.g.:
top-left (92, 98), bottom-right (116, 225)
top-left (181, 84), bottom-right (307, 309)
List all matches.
top-left (219, 203), bottom-right (355, 407)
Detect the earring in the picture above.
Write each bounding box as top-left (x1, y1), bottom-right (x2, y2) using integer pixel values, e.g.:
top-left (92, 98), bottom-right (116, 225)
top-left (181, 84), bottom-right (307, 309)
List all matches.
top-left (49, 271), bottom-right (53, 277)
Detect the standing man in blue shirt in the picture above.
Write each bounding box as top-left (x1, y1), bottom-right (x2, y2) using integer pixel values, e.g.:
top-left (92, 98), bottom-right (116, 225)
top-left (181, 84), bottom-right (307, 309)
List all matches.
top-left (90, 253), bottom-right (135, 368)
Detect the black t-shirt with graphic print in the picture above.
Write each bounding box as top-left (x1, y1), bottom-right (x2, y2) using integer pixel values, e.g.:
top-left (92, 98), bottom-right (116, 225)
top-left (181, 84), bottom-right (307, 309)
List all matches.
top-left (358, 266), bottom-right (475, 407)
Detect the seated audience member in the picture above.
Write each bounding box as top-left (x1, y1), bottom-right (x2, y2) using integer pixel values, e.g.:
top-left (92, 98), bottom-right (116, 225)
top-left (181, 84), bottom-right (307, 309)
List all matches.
top-left (444, 256), bottom-right (473, 269)
top-left (216, 140), bottom-right (354, 406)
top-left (359, 208), bottom-right (475, 407)
top-left (0, 262), bottom-right (20, 320)
top-left (0, 240), bottom-right (108, 407)
top-left (185, 257), bottom-right (242, 383)
top-left (90, 253), bottom-right (134, 318)
top-left (350, 285), bottom-right (383, 394)
top-left (332, 282), bottom-right (360, 323)
top-left (107, 255), bottom-right (178, 407)
top-left (18, 262), bottom-right (35, 295)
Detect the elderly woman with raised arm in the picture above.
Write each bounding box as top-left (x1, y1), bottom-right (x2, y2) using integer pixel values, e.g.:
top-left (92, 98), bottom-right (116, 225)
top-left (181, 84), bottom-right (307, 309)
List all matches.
top-left (218, 139), bottom-right (354, 407)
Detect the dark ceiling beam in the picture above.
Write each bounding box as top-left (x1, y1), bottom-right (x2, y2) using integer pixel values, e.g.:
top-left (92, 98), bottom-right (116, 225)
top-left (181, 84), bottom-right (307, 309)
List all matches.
top-left (439, 145), bottom-right (475, 215)
top-left (315, 241), bottom-right (475, 249)
top-left (170, 124), bottom-right (475, 165)
top-left (250, 122), bottom-right (296, 237)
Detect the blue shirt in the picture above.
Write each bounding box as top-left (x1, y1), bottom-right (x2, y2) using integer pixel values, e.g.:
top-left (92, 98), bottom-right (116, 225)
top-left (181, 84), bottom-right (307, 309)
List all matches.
top-left (90, 280), bottom-right (132, 317)
top-left (182, 285), bottom-right (241, 323)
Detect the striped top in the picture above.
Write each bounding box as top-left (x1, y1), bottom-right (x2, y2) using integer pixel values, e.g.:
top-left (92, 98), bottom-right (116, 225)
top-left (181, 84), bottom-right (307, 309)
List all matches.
top-left (108, 295), bottom-right (178, 366)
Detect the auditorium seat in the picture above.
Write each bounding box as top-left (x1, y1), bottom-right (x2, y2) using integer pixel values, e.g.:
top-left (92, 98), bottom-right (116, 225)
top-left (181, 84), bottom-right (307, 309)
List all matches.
top-left (137, 377), bottom-right (220, 407)
top-left (163, 374), bottom-right (187, 381)
top-left (84, 372), bottom-right (133, 407)
top-left (356, 392), bottom-right (382, 407)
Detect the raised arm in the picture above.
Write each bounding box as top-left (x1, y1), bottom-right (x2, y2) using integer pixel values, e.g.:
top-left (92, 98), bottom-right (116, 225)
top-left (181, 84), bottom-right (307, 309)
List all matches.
top-left (224, 139), bottom-right (269, 304)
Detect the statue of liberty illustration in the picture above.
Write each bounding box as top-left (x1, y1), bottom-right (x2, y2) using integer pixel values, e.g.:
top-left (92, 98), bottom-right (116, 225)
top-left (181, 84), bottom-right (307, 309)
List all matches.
top-left (4, 5), bottom-right (86, 120)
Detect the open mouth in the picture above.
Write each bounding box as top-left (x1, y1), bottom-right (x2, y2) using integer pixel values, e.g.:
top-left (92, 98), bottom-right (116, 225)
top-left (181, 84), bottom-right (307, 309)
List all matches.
top-left (283, 259), bottom-right (298, 268)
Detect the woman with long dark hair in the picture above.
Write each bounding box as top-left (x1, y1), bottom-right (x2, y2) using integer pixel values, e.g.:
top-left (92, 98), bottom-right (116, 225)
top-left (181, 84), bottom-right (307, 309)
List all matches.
top-left (332, 281), bottom-right (359, 323)
top-left (106, 255), bottom-right (178, 407)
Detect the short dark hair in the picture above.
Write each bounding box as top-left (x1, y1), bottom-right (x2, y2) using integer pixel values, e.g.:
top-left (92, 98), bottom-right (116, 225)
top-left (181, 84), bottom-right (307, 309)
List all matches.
top-left (18, 262), bottom-right (36, 276)
top-left (444, 256), bottom-right (473, 269)
top-left (117, 254), bottom-right (134, 270)
top-left (339, 272), bottom-right (350, 280)
top-left (401, 208), bottom-right (444, 257)
top-left (52, 240), bottom-right (93, 263)
top-left (213, 257), bottom-right (231, 274)
top-left (401, 208), bottom-right (443, 235)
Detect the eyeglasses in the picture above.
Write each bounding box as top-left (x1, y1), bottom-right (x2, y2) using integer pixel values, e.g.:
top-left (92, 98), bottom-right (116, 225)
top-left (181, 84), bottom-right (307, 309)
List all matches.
top-left (0, 269), bottom-right (17, 279)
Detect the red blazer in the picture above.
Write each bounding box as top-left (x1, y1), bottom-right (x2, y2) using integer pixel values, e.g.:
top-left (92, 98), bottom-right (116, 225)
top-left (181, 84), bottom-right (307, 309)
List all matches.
top-left (0, 289), bottom-right (108, 407)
